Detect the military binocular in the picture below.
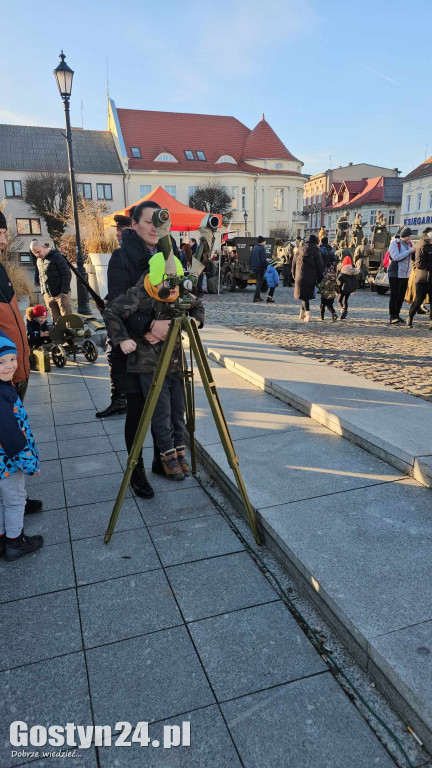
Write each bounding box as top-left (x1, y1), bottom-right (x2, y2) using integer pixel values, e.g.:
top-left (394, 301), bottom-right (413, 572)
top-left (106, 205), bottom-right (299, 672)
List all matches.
top-left (152, 208), bottom-right (170, 227)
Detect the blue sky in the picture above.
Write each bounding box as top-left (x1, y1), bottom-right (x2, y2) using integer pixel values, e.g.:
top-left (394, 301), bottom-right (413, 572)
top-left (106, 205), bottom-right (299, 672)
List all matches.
top-left (2, 0), bottom-right (431, 176)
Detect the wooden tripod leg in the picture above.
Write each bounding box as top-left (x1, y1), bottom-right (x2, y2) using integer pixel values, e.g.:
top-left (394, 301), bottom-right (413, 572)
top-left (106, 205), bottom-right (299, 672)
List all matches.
top-left (104, 319), bottom-right (181, 543)
top-left (186, 318), bottom-right (262, 546)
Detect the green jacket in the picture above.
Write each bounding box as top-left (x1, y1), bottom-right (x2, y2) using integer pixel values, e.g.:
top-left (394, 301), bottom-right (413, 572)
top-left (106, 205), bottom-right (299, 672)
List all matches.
top-left (103, 280), bottom-right (205, 374)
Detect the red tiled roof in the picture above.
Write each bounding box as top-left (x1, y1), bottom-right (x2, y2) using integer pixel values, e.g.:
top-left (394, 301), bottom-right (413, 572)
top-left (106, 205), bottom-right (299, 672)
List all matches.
top-left (342, 181), bottom-right (365, 194)
top-left (117, 108), bottom-right (302, 173)
top-left (242, 116), bottom-right (299, 162)
top-left (404, 156), bottom-right (432, 181)
top-left (324, 177), bottom-right (385, 210)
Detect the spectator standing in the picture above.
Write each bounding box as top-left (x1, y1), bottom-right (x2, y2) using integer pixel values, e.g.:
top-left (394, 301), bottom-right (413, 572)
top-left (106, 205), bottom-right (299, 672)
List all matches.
top-left (264, 259), bottom-right (279, 303)
top-left (30, 240), bottom-right (72, 323)
top-left (292, 234), bottom-right (324, 322)
top-left (319, 237), bottom-right (337, 270)
top-left (407, 227), bottom-right (432, 329)
top-left (337, 256), bottom-right (359, 320)
top-left (388, 227), bottom-right (414, 324)
top-left (190, 238), bottom-right (198, 255)
top-left (354, 238), bottom-right (374, 288)
top-left (250, 236), bottom-right (268, 302)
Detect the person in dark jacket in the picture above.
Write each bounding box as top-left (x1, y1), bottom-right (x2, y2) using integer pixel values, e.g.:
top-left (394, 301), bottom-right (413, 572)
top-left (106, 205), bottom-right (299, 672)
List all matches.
top-left (250, 236), bottom-right (268, 302)
top-left (388, 227), bottom-right (414, 324)
top-left (319, 237), bottom-right (337, 270)
top-left (407, 227), bottom-right (432, 328)
top-left (292, 234), bottom-right (324, 322)
top-left (25, 305), bottom-right (50, 347)
top-left (30, 240), bottom-right (72, 323)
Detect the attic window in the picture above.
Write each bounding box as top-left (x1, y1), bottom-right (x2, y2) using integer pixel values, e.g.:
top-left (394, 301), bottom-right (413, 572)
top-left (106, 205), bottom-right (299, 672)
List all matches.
top-left (155, 152), bottom-right (177, 162)
top-left (216, 155), bottom-right (236, 164)
top-left (130, 147), bottom-right (141, 158)
top-left (184, 150), bottom-right (195, 160)
top-left (275, 163), bottom-right (283, 169)
top-left (196, 150), bottom-right (206, 161)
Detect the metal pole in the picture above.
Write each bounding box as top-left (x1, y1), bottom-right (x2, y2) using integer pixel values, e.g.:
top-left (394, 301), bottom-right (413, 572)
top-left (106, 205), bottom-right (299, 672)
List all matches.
top-left (63, 97), bottom-right (90, 315)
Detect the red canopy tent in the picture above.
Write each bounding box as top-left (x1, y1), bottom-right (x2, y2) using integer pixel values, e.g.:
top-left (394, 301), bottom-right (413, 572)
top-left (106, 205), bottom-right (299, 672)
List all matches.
top-left (104, 185), bottom-right (222, 232)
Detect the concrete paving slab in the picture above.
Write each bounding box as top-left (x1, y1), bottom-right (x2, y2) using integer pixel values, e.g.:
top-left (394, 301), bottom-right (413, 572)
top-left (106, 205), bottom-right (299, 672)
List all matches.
top-left (61, 452), bottom-right (122, 481)
top-left (0, 542), bottom-right (74, 603)
top-left (98, 705), bottom-right (242, 767)
top-left (26, 458), bottom-right (61, 486)
top-left (137, 485), bottom-right (218, 527)
top-left (0, 590), bottom-right (82, 671)
top-left (24, 388), bottom-right (51, 405)
top-left (369, 621), bottom-right (432, 737)
top-left (0, 653), bottom-right (92, 768)
top-left (72, 528), bottom-right (160, 585)
top-left (54, 408), bottom-right (98, 426)
top-left (78, 570), bottom-right (182, 648)
top-left (28, 479), bottom-right (65, 511)
top-left (222, 673), bottom-right (396, 768)
top-left (200, 428), bottom-right (401, 510)
top-left (57, 435), bottom-right (113, 459)
top-left (86, 626), bottom-right (215, 725)
top-left (51, 396), bottom-right (95, 413)
top-left (166, 551), bottom-right (278, 622)
top-left (262, 479), bottom-right (432, 643)
top-left (55, 421), bottom-right (106, 441)
top-left (414, 455), bottom-right (432, 488)
top-left (49, 384), bottom-right (90, 402)
top-left (64, 472), bottom-right (131, 507)
top-left (68, 498), bottom-right (143, 540)
top-left (189, 601), bottom-right (326, 701)
top-left (108, 429), bottom-right (153, 450)
top-left (150, 514), bottom-right (244, 567)
top-left (27, 411), bottom-right (54, 429)
top-left (23, 508), bottom-right (70, 546)
top-left (38, 440), bottom-right (59, 461)
top-left (31, 425), bottom-right (56, 443)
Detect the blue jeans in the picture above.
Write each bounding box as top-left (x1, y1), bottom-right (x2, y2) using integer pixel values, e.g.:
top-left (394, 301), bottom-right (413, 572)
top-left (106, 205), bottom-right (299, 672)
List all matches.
top-left (139, 372), bottom-right (185, 454)
top-left (0, 470), bottom-right (26, 538)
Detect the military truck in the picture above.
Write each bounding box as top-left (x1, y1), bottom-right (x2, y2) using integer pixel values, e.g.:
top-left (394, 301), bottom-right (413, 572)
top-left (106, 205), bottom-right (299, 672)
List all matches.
top-left (221, 237), bottom-right (276, 292)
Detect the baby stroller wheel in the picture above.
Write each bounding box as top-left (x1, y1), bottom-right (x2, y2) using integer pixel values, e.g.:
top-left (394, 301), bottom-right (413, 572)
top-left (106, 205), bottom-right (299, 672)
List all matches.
top-left (82, 339), bottom-right (98, 362)
top-left (52, 344), bottom-right (67, 368)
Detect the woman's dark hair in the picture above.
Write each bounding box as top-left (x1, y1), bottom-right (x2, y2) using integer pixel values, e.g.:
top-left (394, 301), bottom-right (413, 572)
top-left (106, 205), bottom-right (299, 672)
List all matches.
top-left (308, 234), bottom-right (319, 245)
top-left (132, 200), bottom-right (161, 223)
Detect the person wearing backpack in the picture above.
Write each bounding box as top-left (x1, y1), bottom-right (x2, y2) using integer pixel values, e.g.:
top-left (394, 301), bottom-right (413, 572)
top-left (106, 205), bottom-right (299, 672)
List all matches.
top-left (388, 227), bottom-right (414, 324)
top-left (336, 256), bottom-right (360, 319)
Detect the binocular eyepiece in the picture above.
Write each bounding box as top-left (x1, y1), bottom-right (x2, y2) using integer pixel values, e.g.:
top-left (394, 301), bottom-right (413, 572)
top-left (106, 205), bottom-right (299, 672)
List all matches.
top-left (206, 214), bottom-right (220, 231)
top-left (152, 208), bottom-right (170, 226)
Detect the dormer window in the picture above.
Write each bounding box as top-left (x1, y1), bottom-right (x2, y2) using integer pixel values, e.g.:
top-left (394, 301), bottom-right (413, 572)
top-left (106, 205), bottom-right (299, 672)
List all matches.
top-left (333, 194), bottom-right (338, 205)
top-left (216, 155), bottom-right (236, 164)
top-left (275, 162), bottom-right (283, 169)
top-left (184, 150), bottom-right (195, 160)
top-left (196, 150), bottom-right (206, 161)
top-left (154, 152), bottom-right (177, 162)
top-left (130, 147), bottom-right (141, 158)
top-left (343, 191), bottom-right (349, 203)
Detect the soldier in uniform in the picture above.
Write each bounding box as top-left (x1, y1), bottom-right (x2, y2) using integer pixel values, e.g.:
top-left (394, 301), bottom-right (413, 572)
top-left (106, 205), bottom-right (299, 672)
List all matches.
top-left (336, 212), bottom-right (350, 246)
top-left (353, 237), bottom-right (374, 287)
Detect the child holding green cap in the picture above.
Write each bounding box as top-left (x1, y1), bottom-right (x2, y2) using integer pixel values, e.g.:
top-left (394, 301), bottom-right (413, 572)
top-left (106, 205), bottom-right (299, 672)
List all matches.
top-left (104, 252), bottom-right (204, 481)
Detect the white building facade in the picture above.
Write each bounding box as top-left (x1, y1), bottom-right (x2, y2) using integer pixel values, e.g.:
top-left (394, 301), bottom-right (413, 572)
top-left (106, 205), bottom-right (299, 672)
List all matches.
top-left (401, 157), bottom-right (432, 235)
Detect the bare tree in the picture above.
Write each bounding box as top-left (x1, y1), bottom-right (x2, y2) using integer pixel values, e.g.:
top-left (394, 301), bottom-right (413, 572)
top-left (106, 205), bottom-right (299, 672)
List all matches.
top-left (24, 172), bottom-right (71, 245)
top-left (188, 181), bottom-right (233, 226)
top-left (269, 224), bottom-right (297, 242)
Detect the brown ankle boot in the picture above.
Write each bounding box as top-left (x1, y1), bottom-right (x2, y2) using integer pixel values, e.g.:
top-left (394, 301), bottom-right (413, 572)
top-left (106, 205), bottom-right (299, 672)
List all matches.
top-left (161, 449), bottom-right (185, 481)
top-left (175, 446), bottom-right (190, 477)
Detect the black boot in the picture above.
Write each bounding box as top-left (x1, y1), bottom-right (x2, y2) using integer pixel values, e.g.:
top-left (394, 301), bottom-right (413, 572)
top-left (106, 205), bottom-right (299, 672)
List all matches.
top-left (5, 530), bottom-right (44, 562)
top-left (96, 397), bottom-right (127, 418)
top-left (0, 536), bottom-right (5, 558)
top-left (130, 459), bottom-right (154, 498)
top-left (152, 449), bottom-right (165, 476)
top-left (25, 498), bottom-right (43, 515)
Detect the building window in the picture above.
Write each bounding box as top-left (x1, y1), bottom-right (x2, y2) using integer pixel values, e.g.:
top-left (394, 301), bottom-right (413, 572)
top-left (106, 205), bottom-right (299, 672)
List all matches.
top-left (76, 182), bottom-right (92, 199)
top-left (97, 184), bottom-right (113, 201)
top-left (417, 193), bottom-right (422, 211)
top-left (188, 186), bottom-right (197, 198)
top-left (196, 150), bottom-right (206, 161)
top-left (273, 188), bottom-right (284, 211)
top-left (155, 153), bottom-right (177, 162)
top-left (19, 252), bottom-right (32, 263)
top-left (139, 185), bottom-right (151, 197)
top-left (369, 209), bottom-right (377, 226)
top-left (241, 187), bottom-right (246, 210)
top-left (130, 147), bottom-right (141, 158)
top-left (318, 192), bottom-right (322, 203)
top-left (164, 185), bottom-right (176, 198)
top-left (184, 150), bottom-right (195, 160)
top-left (16, 218), bottom-right (41, 235)
top-left (5, 180), bottom-right (22, 198)
top-left (275, 162), bottom-right (283, 169)
top-left (388, 209), bottom-right (396, 226)
top-left (407, 194), bottom-right (411, 212)
top-left (343, 191), bottom-right (349, 203)
top-left (333, 194), bottom-right (338, 205)
top-left (216, 155), bottom-right (236, 164)
top-left (231, 187), bottom-right (238, 208)
top-left (429, 191), bottom-right (432, 209)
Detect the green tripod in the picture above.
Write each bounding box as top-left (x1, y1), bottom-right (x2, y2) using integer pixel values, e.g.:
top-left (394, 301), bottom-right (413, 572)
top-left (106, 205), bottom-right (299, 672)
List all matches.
top-left (104, 312), bottom-right (262, 546)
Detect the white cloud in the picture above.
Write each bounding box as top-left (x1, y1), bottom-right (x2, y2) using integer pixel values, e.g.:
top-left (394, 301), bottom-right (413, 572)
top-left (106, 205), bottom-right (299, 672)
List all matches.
top-left (363, 65), bottom-right (397, 85)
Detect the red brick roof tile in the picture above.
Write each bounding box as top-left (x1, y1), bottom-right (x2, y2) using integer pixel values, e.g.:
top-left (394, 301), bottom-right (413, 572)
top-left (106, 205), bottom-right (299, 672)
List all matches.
top-left (242, 117), bottom-right (299, 162)
top-left (404, 156), bottom-right (432, 181)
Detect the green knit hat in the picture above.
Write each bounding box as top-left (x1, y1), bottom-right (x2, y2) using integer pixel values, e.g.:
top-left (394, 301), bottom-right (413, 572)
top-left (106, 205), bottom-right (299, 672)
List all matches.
top-left (148, 251), bottom-right (184, 286)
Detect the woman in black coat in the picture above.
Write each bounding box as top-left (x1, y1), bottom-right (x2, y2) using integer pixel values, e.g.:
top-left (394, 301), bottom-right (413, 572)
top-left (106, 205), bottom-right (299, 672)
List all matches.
top-left (292, 235), bottom-right (324, 322)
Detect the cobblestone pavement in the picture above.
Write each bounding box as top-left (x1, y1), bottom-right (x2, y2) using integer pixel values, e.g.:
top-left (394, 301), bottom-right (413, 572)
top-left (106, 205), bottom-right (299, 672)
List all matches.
top-left (204, 286), bottom-right (432, 402)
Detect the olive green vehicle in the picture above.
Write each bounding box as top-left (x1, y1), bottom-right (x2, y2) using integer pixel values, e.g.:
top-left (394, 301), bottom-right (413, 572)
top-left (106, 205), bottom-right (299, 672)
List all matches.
top-left (221, 237), bottom-right (276, 292)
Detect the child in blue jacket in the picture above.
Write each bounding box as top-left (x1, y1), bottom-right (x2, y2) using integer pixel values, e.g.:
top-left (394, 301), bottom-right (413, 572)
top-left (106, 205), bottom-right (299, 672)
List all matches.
top-left (264, 259), bottom-right (280, 303)
top-left (0, 330), bottom-right (43, 561)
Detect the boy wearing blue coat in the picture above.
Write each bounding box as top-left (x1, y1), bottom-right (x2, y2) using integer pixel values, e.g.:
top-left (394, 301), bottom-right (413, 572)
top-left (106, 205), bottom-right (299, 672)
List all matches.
top-left (264, 259), bottom-right (280, 303)
top-left (0, 330), bottom-right (43, 561)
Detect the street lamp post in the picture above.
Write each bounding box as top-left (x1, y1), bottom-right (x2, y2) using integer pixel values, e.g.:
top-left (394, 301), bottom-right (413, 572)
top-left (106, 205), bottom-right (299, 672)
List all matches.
top-left (54, 51), bottom-right (90, 315)
top-left (243, 210), bottom-right (248, 236)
